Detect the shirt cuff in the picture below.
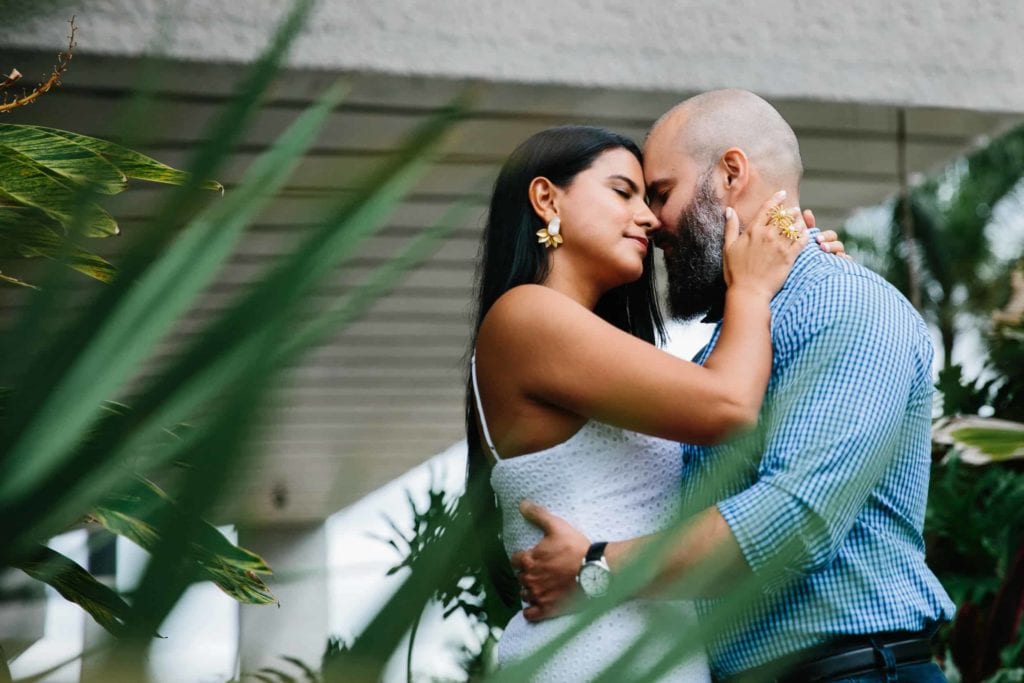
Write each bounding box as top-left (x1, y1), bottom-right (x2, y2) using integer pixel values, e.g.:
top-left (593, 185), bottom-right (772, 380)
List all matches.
top-left (717, 480), bottom-right (825, 591)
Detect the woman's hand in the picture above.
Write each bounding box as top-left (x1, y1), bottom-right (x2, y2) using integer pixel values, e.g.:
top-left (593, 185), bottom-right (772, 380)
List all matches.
top-left (803, 208), bottom-right (849, 259)
top-left (722, 190), bottom-right (808, 299)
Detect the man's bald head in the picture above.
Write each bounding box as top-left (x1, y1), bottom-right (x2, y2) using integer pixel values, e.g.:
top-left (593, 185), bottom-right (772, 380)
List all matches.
top-left (651, 89), bottom-right (802, 187)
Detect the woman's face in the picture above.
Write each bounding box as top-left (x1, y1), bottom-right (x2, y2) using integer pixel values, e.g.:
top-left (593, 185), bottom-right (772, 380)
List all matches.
top-left (553, 147), bottom-right (660, 288)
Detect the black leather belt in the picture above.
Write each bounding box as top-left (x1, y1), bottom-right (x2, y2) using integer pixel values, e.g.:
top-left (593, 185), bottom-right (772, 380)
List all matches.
top-left (727, 632), bottom-right (935, 683)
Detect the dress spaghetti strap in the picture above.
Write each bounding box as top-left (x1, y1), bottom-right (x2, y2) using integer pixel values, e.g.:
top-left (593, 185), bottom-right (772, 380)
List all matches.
top-left (470, 354), bottom-right (502, 460)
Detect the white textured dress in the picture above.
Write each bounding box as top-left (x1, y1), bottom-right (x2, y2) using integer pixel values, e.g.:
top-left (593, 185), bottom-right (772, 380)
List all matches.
top-left (472, 357), bottom-right (711, 682)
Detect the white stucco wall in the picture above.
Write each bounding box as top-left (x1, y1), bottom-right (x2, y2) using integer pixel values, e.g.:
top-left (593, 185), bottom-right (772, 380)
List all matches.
top-left (7, 0), bottom-right (1024, 113)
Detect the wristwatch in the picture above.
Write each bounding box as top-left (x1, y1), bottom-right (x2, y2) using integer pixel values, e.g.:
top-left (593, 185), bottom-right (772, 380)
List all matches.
top-left (577, 541), bottom-right (611, 598)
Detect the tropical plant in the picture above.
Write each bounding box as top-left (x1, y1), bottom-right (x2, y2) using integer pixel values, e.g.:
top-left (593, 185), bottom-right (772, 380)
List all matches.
top-left (0, 19), bottom-right (274, 647)
top-left (987, 263), bottom-right (1024, 422)
top-left (231, 635), bottom-right (351, 683)
top-left (850, 123), bottom-right (1024, 369)
top-left (0, 18), bottom-right (223, 289)
top-left (9, 5), bottom-right (1022, 683)
top-left (0, 1), bottom-right (473, 678)
top-left (925, 454), bottom-right (1024, 683)
top-left (374, 474), bottom-right (514, 682)
top-left (925, 264), bottom-right (1024, 682)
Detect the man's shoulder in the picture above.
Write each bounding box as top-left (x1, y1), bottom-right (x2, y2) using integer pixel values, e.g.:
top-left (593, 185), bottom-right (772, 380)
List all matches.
top-left (773, 251), bottom-right (930, 348)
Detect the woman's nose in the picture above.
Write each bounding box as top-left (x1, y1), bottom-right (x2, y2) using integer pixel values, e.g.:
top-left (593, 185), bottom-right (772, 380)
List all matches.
top-left (638, 204), bottom-right (661, 232)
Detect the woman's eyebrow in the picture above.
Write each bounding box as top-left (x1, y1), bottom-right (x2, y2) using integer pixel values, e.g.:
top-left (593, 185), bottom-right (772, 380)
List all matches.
top-left (607, 175), bottom-right (640, 193)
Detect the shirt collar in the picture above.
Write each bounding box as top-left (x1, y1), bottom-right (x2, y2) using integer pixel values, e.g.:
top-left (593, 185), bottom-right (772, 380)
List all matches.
top-left (700, 227), bottom-right (822, 324)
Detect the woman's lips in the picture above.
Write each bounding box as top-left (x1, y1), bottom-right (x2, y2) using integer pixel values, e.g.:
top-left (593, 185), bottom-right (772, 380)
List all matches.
top-left (627, 236), bottom-right (649, 252)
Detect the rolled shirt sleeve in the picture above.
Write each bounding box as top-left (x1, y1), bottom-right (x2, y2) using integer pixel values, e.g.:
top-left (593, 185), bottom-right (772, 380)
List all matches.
top-left (717, 273), bottom-right (928, 588)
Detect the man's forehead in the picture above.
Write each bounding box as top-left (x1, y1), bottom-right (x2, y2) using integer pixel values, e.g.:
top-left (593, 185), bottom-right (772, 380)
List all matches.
top-left (644, 132), bottom-right (695, 187)
top-left (645, 114), bottom-right (690, 159)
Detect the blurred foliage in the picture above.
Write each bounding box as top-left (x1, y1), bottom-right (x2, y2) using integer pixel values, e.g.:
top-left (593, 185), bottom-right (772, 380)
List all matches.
top-left (846, 119), bottom-right (1024, 681)
top-left (0, 17), bottom-right (221, 288)
top-left (0, 122), bottom-right (225, 286)
top-left (988, 266), bottom-right (1024, 422)
top-left (848, 122), bottom-right (1024, 370)
top-left (928, 263), bottom-right (1024, 682)
top-left (230, 636), bottom-right (351, 683)
top-left (372, 475), bottom-right (514, 681)
top-left (0, 18), bottom-right (271, 643)
top-left (3, 3), bottom-right (1024, 682)
top-left (926, 455), bottom-right (1024, 683)
top-left (1, 0), bottom-right (470, 678)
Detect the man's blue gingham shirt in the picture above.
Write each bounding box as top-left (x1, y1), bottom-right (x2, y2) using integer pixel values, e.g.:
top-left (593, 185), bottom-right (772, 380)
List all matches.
top-left (682, 231), bottom-right (956, 677)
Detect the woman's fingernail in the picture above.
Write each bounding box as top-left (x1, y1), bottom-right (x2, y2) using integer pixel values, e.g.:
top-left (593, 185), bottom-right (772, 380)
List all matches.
top-left (725, 207), bottom-right (735, 219)
top-left (815, 234), bottom-right (823, 243)
top-left (821, 243), bottom-right (830, 252)
top-left (774, 190), bottom-right (787, 200)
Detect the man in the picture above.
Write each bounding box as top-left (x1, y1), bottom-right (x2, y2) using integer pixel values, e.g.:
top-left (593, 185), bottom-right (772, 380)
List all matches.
top-left (511, 89), bottom-right (955, 681)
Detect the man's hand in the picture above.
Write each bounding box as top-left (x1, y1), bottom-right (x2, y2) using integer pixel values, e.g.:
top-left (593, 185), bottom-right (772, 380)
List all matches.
top-left (510, 500), bottom-right (590, 622)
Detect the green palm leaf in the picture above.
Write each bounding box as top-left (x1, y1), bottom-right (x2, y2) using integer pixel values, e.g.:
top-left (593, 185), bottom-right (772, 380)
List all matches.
top-left (14, 544), bottom-right (131, 637)
top-left (0, 83), bottom-right (348, 522)
top-left (0, 145), bottom-right (117, 236)
top-left (0, 269), bottom-right (36, 288)
top-left (0, 2), bottom-right (287, 400)
top-left (199, 558), bottom-right (276, 605)
top-left (82, 418), bottom-right (270, 575)
top-left (44, 125), bottom-right (223, 192)
top-left (0, 206), bottom-right (115, 282)
top-left (0, 92), bottom-right (468, 558)
top-left (90, 476), bottom-right (275, 604)
top-left (935, 416), bottom-right (1024, 463)
top-left (0, 123), bottom-right (127, 194)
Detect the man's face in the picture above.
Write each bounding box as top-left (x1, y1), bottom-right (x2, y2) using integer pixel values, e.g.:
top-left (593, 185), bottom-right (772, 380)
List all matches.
top-left (644, 125), bottom-right (728, 321)
top-left (662, 173), bottom-right (727, 321)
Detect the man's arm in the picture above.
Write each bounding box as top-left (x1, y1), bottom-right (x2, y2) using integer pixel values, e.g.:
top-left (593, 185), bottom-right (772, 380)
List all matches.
top-left (514, 273), bottom-right (926, 619)
top-left (716, 276), bottom-right (927, 586)
top-left (513, 501), bottom-right (749, 622)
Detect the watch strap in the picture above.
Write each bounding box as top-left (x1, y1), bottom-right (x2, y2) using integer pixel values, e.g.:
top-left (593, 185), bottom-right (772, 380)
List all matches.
top-left (585, 541), bottom-right (608, 564)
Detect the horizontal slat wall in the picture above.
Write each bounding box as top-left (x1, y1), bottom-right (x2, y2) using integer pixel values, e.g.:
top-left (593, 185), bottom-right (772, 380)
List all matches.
top-left (1, 50), bottom-right (1019, 523)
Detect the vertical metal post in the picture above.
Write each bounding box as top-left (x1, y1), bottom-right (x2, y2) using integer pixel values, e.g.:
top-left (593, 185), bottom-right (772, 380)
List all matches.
top-left (898, 109), bottom-right (922, 309)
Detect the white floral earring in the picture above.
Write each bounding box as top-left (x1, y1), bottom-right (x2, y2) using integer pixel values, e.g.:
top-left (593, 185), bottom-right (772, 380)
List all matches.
top-left (537, 216), bottom-right (563, 249)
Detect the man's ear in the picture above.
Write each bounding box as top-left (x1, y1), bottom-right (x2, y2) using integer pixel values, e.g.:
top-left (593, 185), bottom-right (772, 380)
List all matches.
top-left (719, 147), bottom-right (750, 197)
top-left (528, 176), bottom-right (559, 223)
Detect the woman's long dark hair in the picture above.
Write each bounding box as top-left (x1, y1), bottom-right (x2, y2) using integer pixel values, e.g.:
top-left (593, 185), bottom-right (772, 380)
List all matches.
top-left (464, 126), bottom-right (667, 608)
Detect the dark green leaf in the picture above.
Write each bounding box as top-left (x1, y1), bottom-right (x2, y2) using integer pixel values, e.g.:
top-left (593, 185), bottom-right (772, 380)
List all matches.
top-left (90, 476), bottom-right (275, 605)
top-left (0, 123), bottom-right (127, 194)
top-left (0, 83), bottom-right (347, 525)
top-left (14, 544), bottom-right (130, 637)
top-left (279, 656), bottom-right (319, 683)
top-left (45, 126), bottom-right (223, 192)
top-left (0, 269), bottom-right (37, 289)
top-left (0, 206), bottom-right (115, 283)
top-left (0, 147), bottom-right (117, 236)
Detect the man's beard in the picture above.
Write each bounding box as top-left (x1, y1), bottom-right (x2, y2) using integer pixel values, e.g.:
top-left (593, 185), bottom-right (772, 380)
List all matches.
top-left (663, 173), bottom-right (728, 322)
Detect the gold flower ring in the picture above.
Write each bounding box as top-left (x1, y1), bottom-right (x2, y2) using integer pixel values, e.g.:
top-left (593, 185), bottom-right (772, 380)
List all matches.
top-left (768, 205), bottom-right (801, 241)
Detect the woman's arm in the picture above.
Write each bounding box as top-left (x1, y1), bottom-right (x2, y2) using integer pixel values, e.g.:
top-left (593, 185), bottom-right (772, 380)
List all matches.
top-left (476, 192), bottom-right (806, 446)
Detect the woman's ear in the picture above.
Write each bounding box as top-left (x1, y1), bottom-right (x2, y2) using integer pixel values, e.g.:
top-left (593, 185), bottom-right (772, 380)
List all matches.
top-left (719, 147), bottom-right (750, 195)
top-left (527, 176), bottom-right (559, 223)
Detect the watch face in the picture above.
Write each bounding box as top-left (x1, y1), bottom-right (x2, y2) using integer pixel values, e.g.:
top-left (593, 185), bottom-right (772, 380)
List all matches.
top-left (579, 563), bottom-right (611, 597)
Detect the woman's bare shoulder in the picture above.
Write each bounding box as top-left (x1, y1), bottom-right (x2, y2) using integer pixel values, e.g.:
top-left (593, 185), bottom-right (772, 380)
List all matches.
top-left (482, 285), bottom-right (585, 333)
top-left (476, 286), bottom-right (597, 363)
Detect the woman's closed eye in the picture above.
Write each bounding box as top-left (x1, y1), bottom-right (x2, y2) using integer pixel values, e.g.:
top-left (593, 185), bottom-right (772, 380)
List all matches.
top-left (607, 174), bottom-right (641, 201)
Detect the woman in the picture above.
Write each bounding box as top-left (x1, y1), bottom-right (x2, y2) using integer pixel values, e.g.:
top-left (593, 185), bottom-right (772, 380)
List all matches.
top-left (465, 126), bottom-right (838, 680)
